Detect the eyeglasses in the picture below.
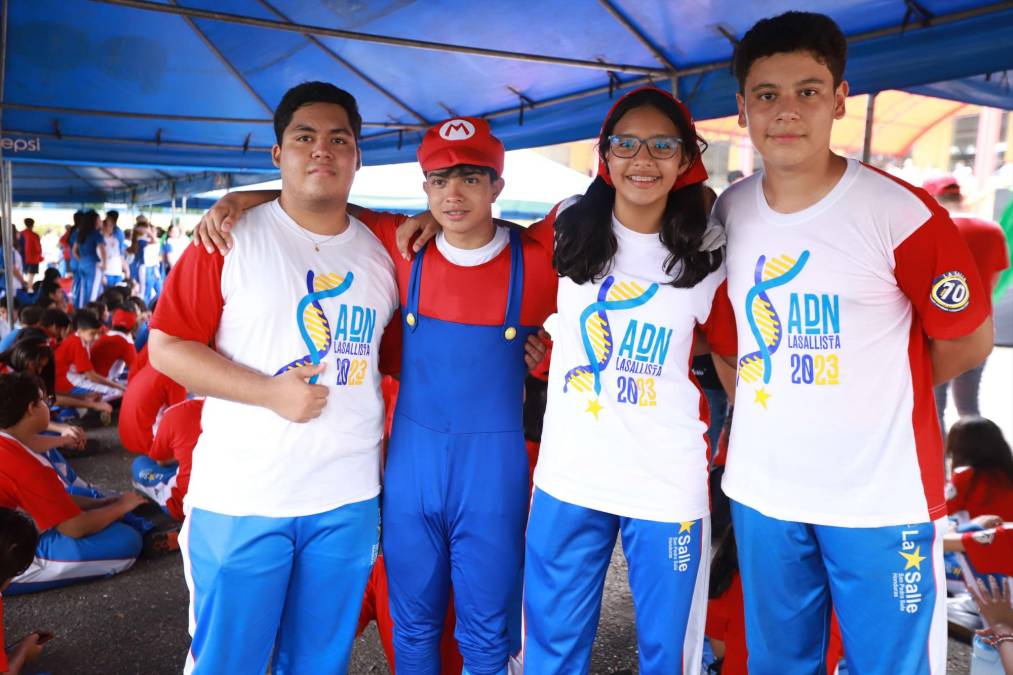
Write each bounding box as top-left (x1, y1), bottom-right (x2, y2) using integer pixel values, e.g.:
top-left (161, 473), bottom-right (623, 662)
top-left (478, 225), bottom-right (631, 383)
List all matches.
top-left (607, 134), bottom-right (683, 160)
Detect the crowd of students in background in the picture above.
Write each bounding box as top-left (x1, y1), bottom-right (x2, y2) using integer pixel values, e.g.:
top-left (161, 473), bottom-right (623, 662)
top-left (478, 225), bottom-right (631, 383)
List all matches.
top-left (0, 233), bottom-right (204, 673)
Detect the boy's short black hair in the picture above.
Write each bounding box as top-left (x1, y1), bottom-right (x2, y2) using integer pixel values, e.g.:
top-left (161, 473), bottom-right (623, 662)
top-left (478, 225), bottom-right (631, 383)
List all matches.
top-left (273, 82), bottom-right (362, 145)
top-left (733, 11), bottom-right (848, 92)
top-left (18, 304), bottom-right (44, 326)
top-left (106, 210), bottom-right (119, 223)
top-left (23, 218), bottom-right (34, 228)
top-left (41, 309), bottom-right (70, 329)
top-left (0, 372), bottom-right (44, 428)
top-left (0, 508), bottom-right (38, 582)
top-left (73, 309), bottom-right (102, 332)
top-left (424, 164), bottom-right (499, 183)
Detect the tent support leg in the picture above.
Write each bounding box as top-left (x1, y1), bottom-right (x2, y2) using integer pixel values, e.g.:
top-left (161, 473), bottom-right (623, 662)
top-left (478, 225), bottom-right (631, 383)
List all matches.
top-left (862, 93), bottom-right (877, 164)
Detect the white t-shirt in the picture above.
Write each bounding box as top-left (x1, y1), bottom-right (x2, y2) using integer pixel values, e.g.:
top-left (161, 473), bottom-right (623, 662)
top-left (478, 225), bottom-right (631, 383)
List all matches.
top-left (534, 211), bottom-right (734, 522)
top-left (435, 225), bottom-right (509, 266)
top-left (717, 160), bottom-right (989, 527)
top-left (103, 233), bottom-right (123, 274)
top-left (151, 200), bottom-right (398, 517)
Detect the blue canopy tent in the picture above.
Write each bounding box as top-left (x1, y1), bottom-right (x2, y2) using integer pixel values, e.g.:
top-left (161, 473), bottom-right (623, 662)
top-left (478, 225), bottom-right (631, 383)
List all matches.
top-left (2, 0), bottom-right (1013, 316)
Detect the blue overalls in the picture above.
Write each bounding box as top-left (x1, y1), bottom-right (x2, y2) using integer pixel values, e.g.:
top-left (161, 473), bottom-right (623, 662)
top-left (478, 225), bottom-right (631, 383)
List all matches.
top-left (383, 228), bottom-right (534, 675)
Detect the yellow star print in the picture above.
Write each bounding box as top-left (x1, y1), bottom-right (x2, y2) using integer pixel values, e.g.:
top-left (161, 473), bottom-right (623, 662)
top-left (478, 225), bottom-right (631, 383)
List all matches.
top-left (754, 387), bottom-right (771, 409)
top-left (899, 546), bottom-right (926, 570)
top-left (585, 398), bottom-right (604, 421)
top-left (678, 521), bottom-right (695, 534)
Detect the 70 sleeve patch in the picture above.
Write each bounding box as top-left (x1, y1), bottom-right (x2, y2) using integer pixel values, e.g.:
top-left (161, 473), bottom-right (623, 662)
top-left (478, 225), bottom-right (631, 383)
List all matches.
top-left (930, 271), bottom-right (970, 312)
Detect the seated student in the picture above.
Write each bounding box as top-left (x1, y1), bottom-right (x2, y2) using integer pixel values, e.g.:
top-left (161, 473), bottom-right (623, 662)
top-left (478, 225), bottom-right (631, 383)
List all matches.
top-left (0, 337), bottom-right (86, 454)
top-left (89, 308), bottom-right (137, 383)
top-left (947, 416), bottom-right (1013, 523)
top-left (131, 398), bottom-right (202, 522)
top-left (706, 524), bottom-right (844, 675)
top-left (39, 309), bottom-right (71, 346)
top-left (0, 372), bottom-right (144, 595)
top-left (83, 301), bottom-right (109, 332)
top-left (117, 362), bottom-right (186, 456)
top-left (34, 282), bottom-right (69, 314)
top-left (128, 343), bottom-right (148, 384)
top-left (0, 509), bottom-right (49, 674)
top-left (53, 310), bottom-right (125, 402)
top-left (0, 305), bottom-right (43, 353)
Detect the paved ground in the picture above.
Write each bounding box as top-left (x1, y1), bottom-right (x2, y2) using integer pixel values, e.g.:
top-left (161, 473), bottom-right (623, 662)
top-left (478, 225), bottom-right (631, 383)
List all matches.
top-left (10, 356), bottom-right (1007, 675)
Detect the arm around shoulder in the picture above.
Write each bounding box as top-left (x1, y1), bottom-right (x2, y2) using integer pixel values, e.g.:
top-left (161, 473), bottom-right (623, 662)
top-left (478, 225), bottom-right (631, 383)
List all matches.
top-left (930, 316), bottom-right (993, 386)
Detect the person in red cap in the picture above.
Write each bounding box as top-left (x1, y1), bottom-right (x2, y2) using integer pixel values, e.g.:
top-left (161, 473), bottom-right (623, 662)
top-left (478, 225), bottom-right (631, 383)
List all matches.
top-left (189, 112), bottom-right (552, 673)
top-left (923, 175), bottom-right (1010, 434)
top-left (88, 307), bottom-right (138, 383)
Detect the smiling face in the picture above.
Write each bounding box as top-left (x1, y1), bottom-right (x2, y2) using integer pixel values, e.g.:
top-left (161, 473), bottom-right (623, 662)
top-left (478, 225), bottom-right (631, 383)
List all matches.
top-left (422, 167), bottom-right (504, 244)
top-left (272, 101), bottom-right (360, 209)
top-left (736, 50), bottom-right (847, 173)
top-left (606, 105), bottom-right (688, 218)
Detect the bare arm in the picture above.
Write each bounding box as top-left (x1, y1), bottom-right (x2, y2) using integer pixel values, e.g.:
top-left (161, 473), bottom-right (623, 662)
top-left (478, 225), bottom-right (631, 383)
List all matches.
top-left (55, 492), bottom-right (146, 538)
top-left (148, 329), bottom-right (328, 423)
top-left (931, 317), bottom-right (993, 386)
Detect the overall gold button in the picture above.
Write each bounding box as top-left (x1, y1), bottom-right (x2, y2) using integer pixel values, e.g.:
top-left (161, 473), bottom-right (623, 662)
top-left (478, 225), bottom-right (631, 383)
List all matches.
top-left (504, 326), bottom-right (517, 340)
top-left (406, 313), bottom-right (416, 327)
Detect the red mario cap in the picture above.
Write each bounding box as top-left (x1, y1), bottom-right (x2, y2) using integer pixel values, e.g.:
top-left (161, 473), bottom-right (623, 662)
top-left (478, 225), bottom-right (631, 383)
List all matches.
top-left (922, 175), bottom-right (962, 199)
top-left (111, 308), bottom-right (136, 331)
top-left (417, 117), bottom-right (505, 177)
top-left (596, 86), bottom-right (708, 191)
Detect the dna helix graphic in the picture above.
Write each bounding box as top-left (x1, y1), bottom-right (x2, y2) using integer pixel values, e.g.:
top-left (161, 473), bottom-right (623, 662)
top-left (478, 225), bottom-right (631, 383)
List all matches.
top-left (737, 251), bottom-right (810, 385)
top-left (563, 275), bottom-right (659, 397)
top-left (275, 270), bottom-right (354, 385)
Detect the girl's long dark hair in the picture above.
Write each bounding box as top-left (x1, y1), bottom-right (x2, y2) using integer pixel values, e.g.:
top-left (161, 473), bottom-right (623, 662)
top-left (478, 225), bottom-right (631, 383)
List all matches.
top-left (554, 89), bottom-right (721, 288)
top-left (947, 416), bottom-right (1013, 492)
top-left (0, 334), bottom-right (56, 399)
top-left (78, 209), bottom-right (100, 242)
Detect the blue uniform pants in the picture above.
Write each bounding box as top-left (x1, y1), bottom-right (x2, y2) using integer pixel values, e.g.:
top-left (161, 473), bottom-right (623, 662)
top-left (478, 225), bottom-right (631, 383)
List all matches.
top-left (181, 498), bottom-right (379, 675)
top-left (6, 523), bottom-right (142, 595)
top-left (383, 416), bottom-right (529, 675)
top-left (523, 488), bottom-right (710, 675)
top-left (731, 501), bottom-right (947, 675)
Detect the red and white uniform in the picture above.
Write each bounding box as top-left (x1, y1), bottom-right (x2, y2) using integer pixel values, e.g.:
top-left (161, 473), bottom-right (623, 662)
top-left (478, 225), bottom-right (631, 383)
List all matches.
top-left (961, 526), bottom-right (1013, 576)
top-left (0, 433), bottom-right (80, 531)
top-left (947, 466), bottom-right (1013, 522)
top-left (149, 399), bottom-right (203, 521)
top-left (151, 200), bottom-right (398, 517)
top-left (54, 334), bottom-right (93, 394)
top-left (90, 330), bottom-right (136, 380)
top-left (719, 159), bottom-right (990, 527)
top-left (118, 364), bottom-right (186, 456)
top-left (950, 214), bottom-right (1009, 293)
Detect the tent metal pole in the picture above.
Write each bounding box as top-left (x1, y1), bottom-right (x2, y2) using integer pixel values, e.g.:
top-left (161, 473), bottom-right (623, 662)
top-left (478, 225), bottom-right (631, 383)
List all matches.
top-left (1, 160), bottom-right (14, 329)
top-left (0, 104), bottom-right (423, 129)
top-left (170, 0), bottom-right (273, 115)
top-left (88, 0), bottom-right (1013, 76)
top-left (597, 0), bottom-right (678, 72)
top-left (1, 129), bottom-right (274, 152)
top-left (862, 93), bottom-right (877, 163)
top-left (90, 0), bottom-right (669, 76)
top-left (254, 0), bottom-right (431, 126)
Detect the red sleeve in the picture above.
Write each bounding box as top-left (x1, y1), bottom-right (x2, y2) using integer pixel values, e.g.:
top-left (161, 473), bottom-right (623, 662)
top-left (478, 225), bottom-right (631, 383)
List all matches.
top-left (946, 469), bottom-right (972, 515)
top-left (148, 416), bottom-right (174, 463)
top-left (16, 462), bottom-right (81, 532)
top-left (701, 280), bottom-right (738, 357)
top-left (526, 200), bottom-right (562, 256)
top-left (962, 528), bottom-right (1013, 576)
top-left (894, 209), bottom-right (990, 340)
top-left (150, 244), bottom-right (224, 344)
top-left (121, 340), bottom-right (137, 368)
top-left (705, 593), bottom-right (731, 640)
top-left (378, 309), bottom-right (402, 377)
top-left (354, 208), bottom-right (408, 263)
top-left (72, 338), bottom-right (94, 374)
